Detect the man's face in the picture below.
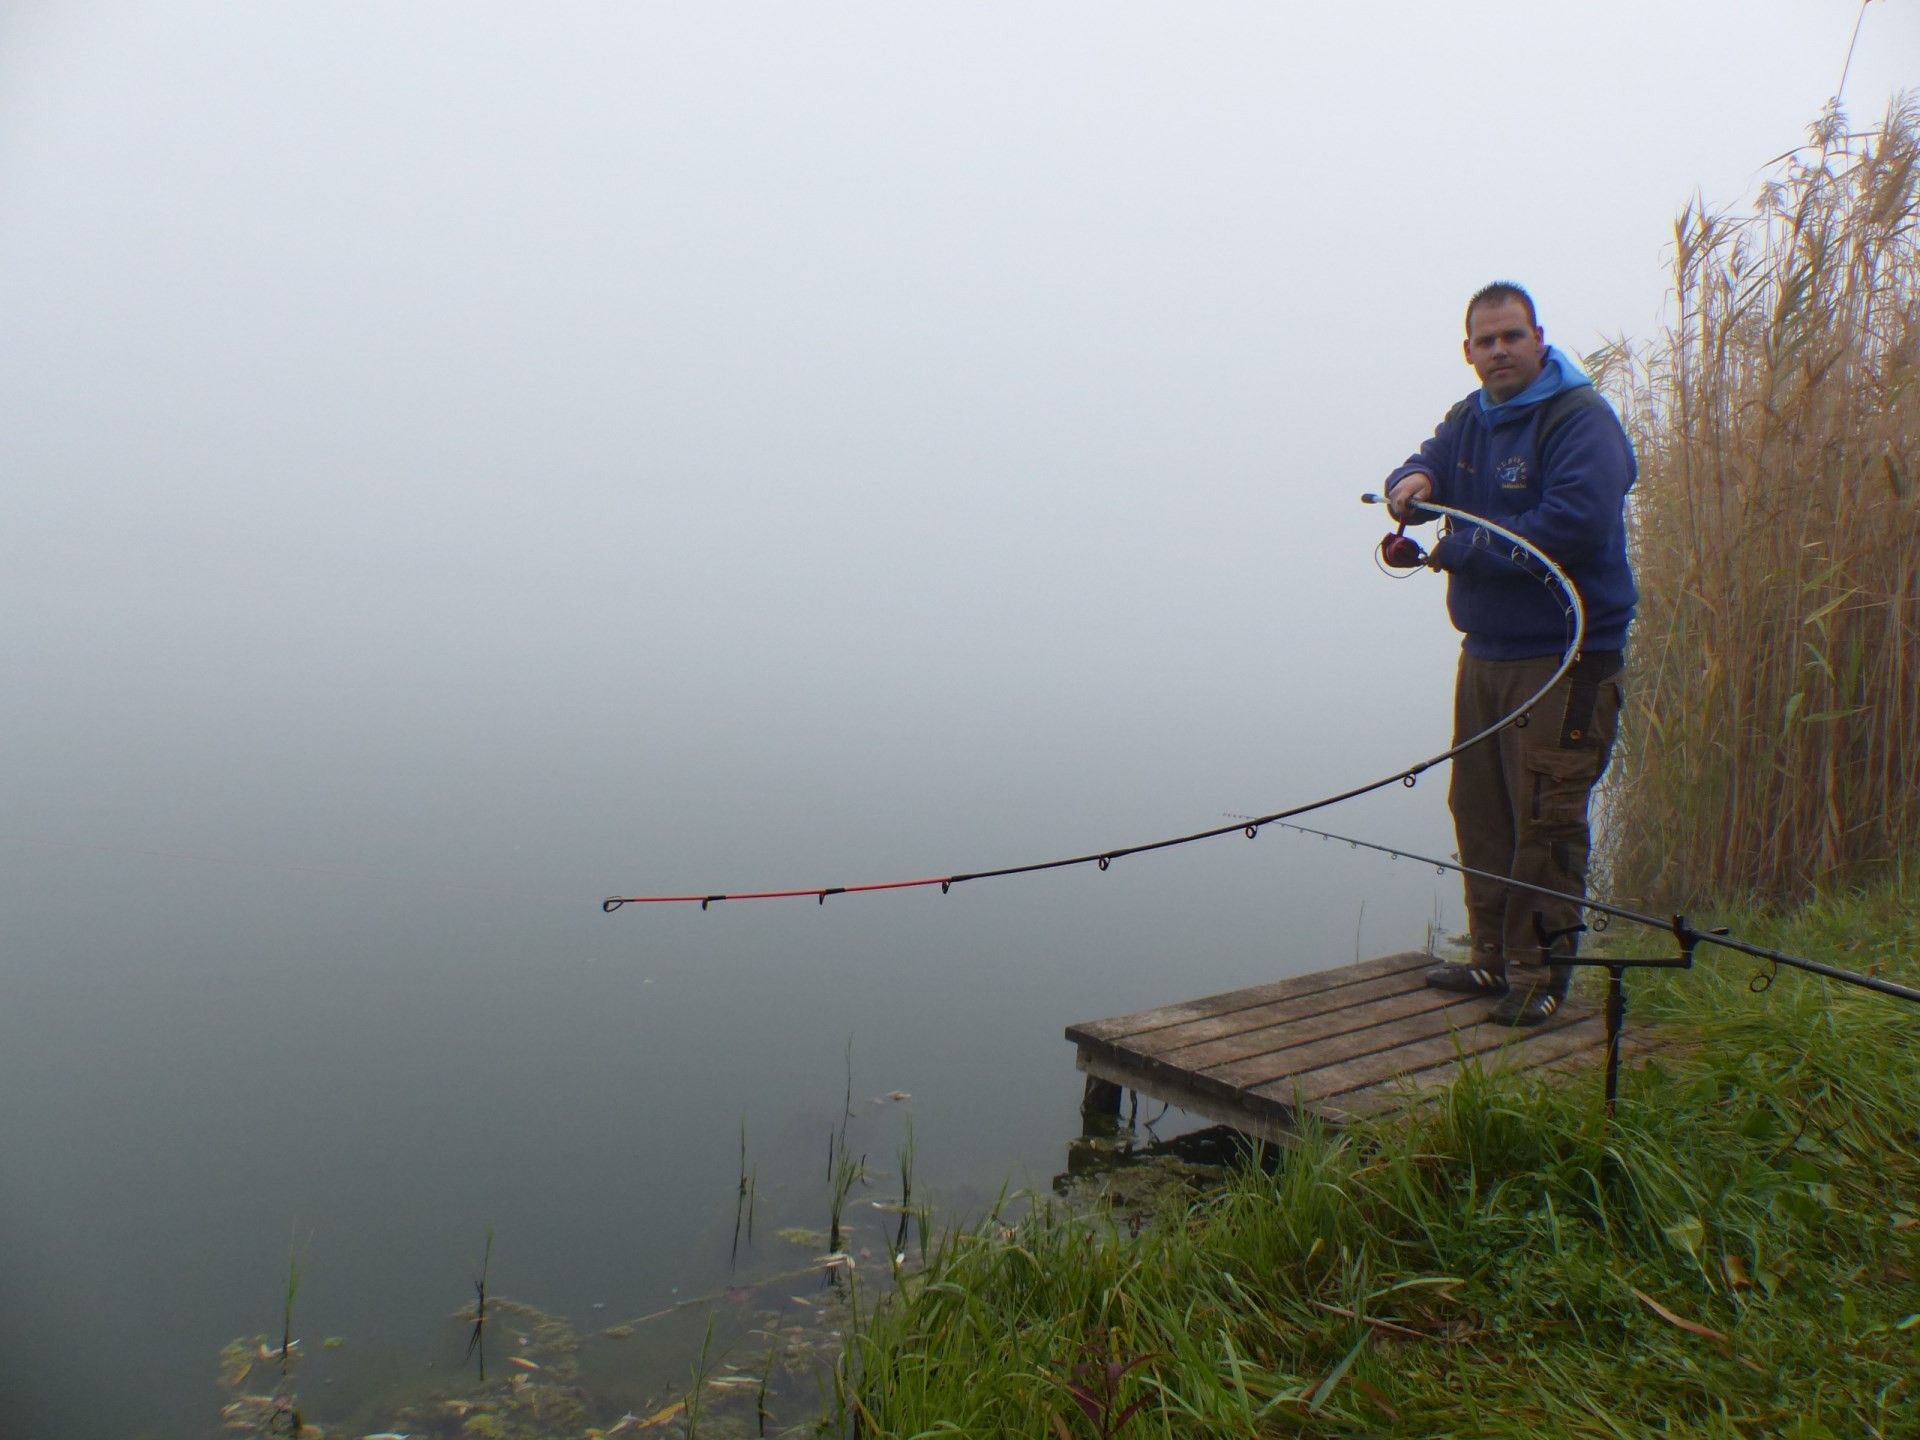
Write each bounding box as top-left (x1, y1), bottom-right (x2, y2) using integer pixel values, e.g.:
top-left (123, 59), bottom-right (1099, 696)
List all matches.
top-left (1463, 298), bottom-right (1546, 402)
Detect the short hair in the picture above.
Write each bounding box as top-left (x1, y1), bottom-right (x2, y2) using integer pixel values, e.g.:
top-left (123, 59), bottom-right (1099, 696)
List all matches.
top-left (1465, 281), bottom-right (1537, 332)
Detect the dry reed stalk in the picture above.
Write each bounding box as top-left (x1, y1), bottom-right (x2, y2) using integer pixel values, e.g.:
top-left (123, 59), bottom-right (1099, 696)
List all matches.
top-left (1593, 97), bottom-right (1920, 904)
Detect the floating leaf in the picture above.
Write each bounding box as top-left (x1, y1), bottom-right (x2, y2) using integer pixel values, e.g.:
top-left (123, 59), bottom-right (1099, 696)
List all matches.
top-left (216, 1338), bottom-right (255, 1389)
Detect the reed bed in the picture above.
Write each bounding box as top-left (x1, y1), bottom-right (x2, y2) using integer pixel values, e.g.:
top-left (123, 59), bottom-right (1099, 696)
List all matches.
top-left (828, 874), bottom-right (1920, 1437)
top-left (1593, 97), bottom-right (1920, 905)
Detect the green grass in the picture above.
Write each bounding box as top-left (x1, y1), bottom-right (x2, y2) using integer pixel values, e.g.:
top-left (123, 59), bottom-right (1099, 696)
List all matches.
top-left (828, 877), bottom-right (1920, 1437)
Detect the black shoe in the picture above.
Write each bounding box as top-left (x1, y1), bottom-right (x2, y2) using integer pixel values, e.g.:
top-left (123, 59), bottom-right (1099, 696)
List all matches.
top-left (1488, 966), bottom-right (1572, 1026)
top-left (1423, 961), bottom-right (1508, 995)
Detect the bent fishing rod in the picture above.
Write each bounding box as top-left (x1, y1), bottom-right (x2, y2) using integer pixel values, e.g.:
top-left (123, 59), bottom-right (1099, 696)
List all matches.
top-left (604, 495), bottom-right (1579, 913)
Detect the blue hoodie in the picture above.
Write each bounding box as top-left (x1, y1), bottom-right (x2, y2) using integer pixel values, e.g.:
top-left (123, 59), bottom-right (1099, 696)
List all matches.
top-left (1387, 346), bottom-right (1637, 659)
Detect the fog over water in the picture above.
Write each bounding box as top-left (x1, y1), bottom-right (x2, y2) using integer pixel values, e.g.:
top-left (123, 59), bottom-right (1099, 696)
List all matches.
top-left (3, 4), bottom-right (1914, 1434)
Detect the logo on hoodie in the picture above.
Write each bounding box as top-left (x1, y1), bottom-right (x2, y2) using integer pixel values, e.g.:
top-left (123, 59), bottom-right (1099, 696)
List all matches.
top-left (1497, 456), bottom-right (1531, 490)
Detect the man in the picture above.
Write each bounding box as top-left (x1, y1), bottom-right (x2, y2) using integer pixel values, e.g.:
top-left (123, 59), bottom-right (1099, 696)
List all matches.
top-left (1384, 282), bottom-right (1636, 1025)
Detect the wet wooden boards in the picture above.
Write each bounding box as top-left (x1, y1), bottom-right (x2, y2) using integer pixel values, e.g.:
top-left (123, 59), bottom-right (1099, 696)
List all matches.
top-left (1066, 951), bottom-right (1637, 1144)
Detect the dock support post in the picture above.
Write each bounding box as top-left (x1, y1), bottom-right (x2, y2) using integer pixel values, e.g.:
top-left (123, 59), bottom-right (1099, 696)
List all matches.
top-left (1080, 1075), bottom-right (1123, 1120)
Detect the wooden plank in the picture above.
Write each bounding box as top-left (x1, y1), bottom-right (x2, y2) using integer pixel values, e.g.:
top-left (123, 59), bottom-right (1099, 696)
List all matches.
top-left (1157, 985), bottom-right (1468, 1072)
top-left (1064, 951), bottom-right (1428, 1045)
top-left (1074, 1048), bottom-right (1296, 1147)
top-left (1075, 1039), bottom-right (1300, 1128)
top-left (1328, 1029), bottom-right (1658, 1128)
top-left (1121, 967), bottom-right (1434, 1057)
top-left (1283, 1011), bottom-right (1599, 1107)
top-left (1248, 1004), bottom-right (1596, 1106)
top-left (1199, 992), bottom-right (1528, 1092)
top-left (1081, 1019), bottom-right (1653, 1130)
top-left (1326, 1019), bottom-right (1619, 1119)
top-left (1067, 957), bottom-right (1667, 1139)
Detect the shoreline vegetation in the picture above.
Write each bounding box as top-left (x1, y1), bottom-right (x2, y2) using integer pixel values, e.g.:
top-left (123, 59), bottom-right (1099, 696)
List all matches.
top-left (829, 875), bottom-right (1920, 1438)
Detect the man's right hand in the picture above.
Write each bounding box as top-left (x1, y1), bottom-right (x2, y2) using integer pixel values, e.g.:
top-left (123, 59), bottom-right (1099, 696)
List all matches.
top-left (1386, 472), bottom-right (1433, 521)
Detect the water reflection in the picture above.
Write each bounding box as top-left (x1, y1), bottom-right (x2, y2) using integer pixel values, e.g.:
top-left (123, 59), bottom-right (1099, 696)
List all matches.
top-left (1059, 1098), bottom-right (1266, 1202)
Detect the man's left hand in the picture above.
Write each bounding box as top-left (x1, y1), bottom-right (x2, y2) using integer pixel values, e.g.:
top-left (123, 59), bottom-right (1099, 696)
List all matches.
top-left (1386, 472), bottom-right (1433, 521)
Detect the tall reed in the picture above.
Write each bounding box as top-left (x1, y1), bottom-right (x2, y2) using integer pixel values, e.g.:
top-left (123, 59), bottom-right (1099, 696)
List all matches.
top-left (825, 1038), bottom-right (864, 1254)
top-left (1594, 97), bottom-right (1920, 903)
top-left (730, 1117), bottom-right (757, 1266)
top-left (684, 1316), bottom-right (717, 1439)
top-left (277, 1240), bottom-right (302, 1377)
top-left (893, 1114), bottom-right (915, 1260)
top-left (826, 1127), bottom-right (865, 1255)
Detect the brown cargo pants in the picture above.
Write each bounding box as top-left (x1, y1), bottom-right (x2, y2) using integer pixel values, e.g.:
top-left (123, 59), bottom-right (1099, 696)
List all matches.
top-left (1449, 650), bottom-right (1623, 980)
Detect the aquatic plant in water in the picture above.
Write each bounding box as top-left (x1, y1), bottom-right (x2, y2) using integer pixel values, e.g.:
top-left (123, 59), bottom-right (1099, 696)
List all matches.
top-left (464, 1227), bottom-right (493, 1382)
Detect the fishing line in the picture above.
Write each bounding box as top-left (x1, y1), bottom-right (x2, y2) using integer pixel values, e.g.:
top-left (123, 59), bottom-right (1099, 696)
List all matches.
top-left (604, 496), bottom-right (1581, 913)
top-left (1275, 819), bottom-right (1920, 1006)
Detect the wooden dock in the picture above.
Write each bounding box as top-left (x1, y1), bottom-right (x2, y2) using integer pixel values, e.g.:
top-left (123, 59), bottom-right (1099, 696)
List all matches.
top-left (1066, 951), bottom-right (1633, 1144)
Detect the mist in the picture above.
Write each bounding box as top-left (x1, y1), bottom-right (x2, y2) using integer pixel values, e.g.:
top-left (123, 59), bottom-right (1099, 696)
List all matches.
top-left (2, 4), bottom-right (1913, 1434)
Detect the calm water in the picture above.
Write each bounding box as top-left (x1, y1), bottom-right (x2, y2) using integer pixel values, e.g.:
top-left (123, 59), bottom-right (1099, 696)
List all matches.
top-left (0, 752), bottom-right (1456, 1436)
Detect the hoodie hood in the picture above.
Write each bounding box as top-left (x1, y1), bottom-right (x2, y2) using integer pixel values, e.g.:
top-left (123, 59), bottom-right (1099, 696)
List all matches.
top-left (1477, 344), bottom-right (1592, 426)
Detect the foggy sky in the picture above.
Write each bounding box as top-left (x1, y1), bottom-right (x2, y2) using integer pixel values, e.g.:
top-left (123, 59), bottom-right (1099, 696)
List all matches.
top-left (4, 3), bottom-right (1914, 924)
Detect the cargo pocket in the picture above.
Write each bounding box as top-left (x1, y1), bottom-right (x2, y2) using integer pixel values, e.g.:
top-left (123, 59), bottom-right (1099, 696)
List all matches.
top-left (1524, 745), bottom-right (1601, 882)
top-left (1558, 654), bottom-right (1624, 749)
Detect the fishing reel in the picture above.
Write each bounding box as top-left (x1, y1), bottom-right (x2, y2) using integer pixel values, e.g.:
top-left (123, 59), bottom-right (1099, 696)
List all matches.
top-left (1379, 522), bottom-right (1430, 569)
top-left (1360, 491), bottom-right (1434, 570)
